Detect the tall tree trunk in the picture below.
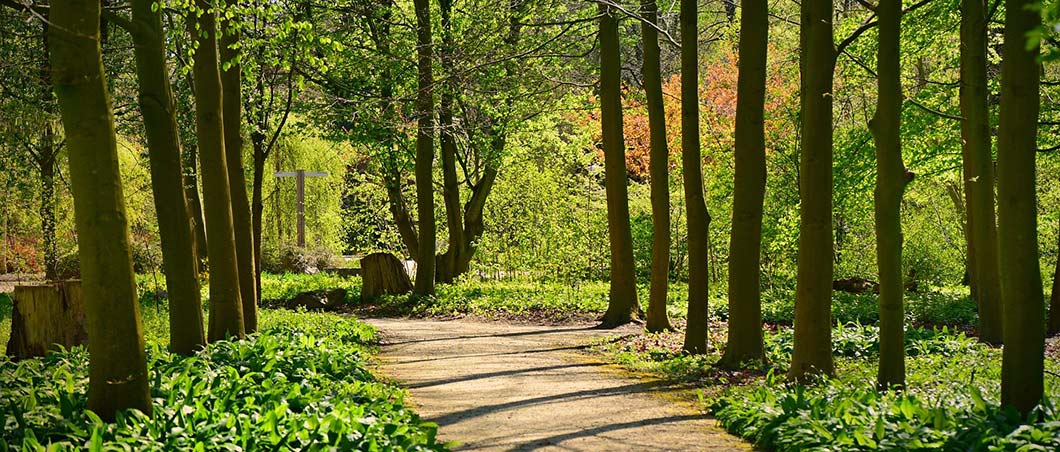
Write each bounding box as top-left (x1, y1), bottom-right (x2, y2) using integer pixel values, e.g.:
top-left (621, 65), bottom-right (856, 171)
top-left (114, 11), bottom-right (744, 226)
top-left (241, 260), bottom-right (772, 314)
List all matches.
top-left (374, 0), bottom-right (420, 262)
top-left (960, 0), bottom-right (1002, 345)
top-left (599, 1), bottom-right (640, 328)
top-left (872, 0), bottom-right (908, 389)
top-left (1050, 218), bottom-right (1060, 335)
top-left (681, 0), bottom-right (710, 352)
top-left (188, 3), bottom-right (245, 341)
top-left (37, 135), bottom-right (58, 281)
top-left (129, 0), bottom-right (206, 355)
top-left (218, 3), bottom-right (258, 333)
top-left (412, 0), bottom-right (436, 295)
top-left (251, 130), bottom-right (266, 302)
top-left (721, 0), bottom-right (767, 365)
top-left (997, 0), bottom-right (1043, 416)
top-left (49, 0), bottom-right (152, 419)
top-left (789, 0), bottom-right (836, 381)
top-left (641, 0), bottom-right (673, 333)
top-left (436, 0), bottom-right (464, 285)
top-left (36, 21), bottom-right (59, 282)
top-left (183, 144), bottom-right (208, 268)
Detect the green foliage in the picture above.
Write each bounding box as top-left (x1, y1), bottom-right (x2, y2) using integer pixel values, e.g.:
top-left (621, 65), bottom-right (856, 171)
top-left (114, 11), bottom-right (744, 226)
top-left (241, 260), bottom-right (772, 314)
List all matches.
top-left (0, 311), bottom-right (449, 451)
top-left (712, 372), bottom-right (1060, 451)
top-left (259, 273), bottom-right (361, 303)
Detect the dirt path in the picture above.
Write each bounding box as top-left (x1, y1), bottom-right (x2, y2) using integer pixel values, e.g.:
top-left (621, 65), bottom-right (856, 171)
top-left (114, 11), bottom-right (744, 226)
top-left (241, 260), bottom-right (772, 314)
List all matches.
top-left (366, 318), bottom-right (751, 452)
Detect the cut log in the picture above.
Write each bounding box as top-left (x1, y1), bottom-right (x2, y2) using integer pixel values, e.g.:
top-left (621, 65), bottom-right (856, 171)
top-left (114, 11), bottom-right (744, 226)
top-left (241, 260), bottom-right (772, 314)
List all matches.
top-left (361, 252), bottom-right (412, 300)
top-left (5, 281), bottom-right (87, 359)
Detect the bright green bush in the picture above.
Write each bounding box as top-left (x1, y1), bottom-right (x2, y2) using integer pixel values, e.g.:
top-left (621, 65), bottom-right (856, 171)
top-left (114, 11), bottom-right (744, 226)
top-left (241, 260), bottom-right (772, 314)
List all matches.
top-left (0, 311), bottom-right (448, 451)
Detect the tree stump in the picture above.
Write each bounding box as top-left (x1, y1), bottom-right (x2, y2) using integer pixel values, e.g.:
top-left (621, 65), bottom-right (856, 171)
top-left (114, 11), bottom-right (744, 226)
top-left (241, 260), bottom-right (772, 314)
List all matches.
top-left (5, 281), bottom-right (87, 359)
top-left (361, 253), bottom-right (412, 300)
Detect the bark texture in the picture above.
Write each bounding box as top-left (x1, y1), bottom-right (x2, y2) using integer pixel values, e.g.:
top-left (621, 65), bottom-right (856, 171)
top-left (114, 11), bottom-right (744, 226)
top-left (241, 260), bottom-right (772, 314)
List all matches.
top-left (129, 0), bottom-right (205, 355)
top-left (183, 144), bottom-right (208, 267)
top-left (412, 0), bottom-right (437, 296)
top-left (722, 0), bottom-right (767, 365)
top-left (1050, 220), bottom-right (1060, 335)
top-left (641, 0), bottom-right (673, 333)
top-left (599, 2), bottom-right (640, 328)
top-left (189, 3), bottom-right (245, 341)
top-left (5, 282), bottom-right (86, 360)
top-left (872, 0), bottom-right (907, 389)
top-left (789, 0), bottom-right (836, 381)
top-left (48, 0), bottom-right (152, 417)
top-left (361, 252), bottom-right (414, 299)
top-left (681, 0), bottom-right (711, 352)
top-left (219, 2), bottom-right (259, 333)
top-left (997, 0), bottom-right (1043, 416)
top-left (960, 0), bottom-right (1003, 345)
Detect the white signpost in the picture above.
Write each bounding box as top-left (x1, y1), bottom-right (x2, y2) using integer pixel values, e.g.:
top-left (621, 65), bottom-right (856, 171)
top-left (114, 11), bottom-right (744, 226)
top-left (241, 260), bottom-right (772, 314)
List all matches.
top-left (274, 170), bottom-right (328, 247)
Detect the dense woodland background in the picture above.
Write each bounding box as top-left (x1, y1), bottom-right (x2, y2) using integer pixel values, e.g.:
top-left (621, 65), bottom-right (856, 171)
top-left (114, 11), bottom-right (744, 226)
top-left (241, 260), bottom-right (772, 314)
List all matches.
top-left (1, 0), bottom-right (1058, 290)
top-left (2, 0), bottom-right (1060, 449)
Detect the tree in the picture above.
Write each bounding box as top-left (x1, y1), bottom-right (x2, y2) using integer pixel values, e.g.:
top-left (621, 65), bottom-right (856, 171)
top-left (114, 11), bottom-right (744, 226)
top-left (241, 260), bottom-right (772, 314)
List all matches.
top-left (681, 0), bottom-right (710, 352)
top-left (219, 0), bottom-right (259, 333)
top-left (640, 0), bottom-right (673, 333)
top-left (721, 0), bottom-right (767, 364)
top-left (960, 0), bottom-right (1002, 345)
top-left (111, 0), bottom-right (207, 354)
top-left (48, 0), bottom-right (151, 419)
top-left (599, 1), bottom-right (640, 327)
top-left (997, 0), bottom-right (1043, 415)
top-left (188, 0), bottom-right (245, 341)
top-left (871, 0), bottom-right (909, 389)
top-left (1051, 223), bottom-right (1060, 335)
top-left (412, 0), bottom-right (436, 296)
top-left (789, 0), bottom-right (836, 381)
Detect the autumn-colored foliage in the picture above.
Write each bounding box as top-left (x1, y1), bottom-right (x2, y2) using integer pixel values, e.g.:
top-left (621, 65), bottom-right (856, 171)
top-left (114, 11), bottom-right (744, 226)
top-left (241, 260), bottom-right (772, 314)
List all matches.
top-left (581, 45), bottom-right (799, 181)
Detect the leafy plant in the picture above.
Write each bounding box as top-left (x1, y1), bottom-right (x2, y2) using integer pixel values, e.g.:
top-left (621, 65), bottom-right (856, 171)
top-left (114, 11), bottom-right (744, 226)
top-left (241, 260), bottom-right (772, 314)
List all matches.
top-left (0, 311), bottom-right (449, 451)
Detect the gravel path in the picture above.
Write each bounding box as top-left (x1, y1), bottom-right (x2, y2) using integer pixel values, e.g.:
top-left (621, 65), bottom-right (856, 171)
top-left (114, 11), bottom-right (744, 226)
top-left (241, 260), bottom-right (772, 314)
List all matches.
top-left (366, 318), bottom-right (751, 452)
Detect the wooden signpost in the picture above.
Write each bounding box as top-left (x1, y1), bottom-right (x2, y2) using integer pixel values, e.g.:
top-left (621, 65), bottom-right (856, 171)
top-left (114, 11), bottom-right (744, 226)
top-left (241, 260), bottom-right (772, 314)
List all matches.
top-left (274, 170), bottom-right (327, 247)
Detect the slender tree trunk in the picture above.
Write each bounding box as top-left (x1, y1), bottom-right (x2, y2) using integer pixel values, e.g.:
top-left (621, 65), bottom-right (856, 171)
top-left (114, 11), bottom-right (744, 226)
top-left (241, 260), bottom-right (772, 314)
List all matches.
top-left (251, 131), bottom-right (266, 302)
top-left (129, 0), bottom-right (205, 354)
top-left (721, 0), bottom-right (767, 365)
top-left (436, 0), bottom-right (464, 285)
top-left (1050, 218), bottom-right (1060, 335)
top-left (997, 0), bottom-right (1043, 416)
top-left (599, 1), bottom-right (640, 328)
top-left (37, 138), bottom-right (58, 281)
top-left (960, 0), bottom-right (1003, 345)
top-left (412, 0), bottom-right (436, 295)
top-left (188, 3), bottom-right (244, 341)
top-left (641, 0), bottom-right (673, 333)
top-left (680, 0), bottom-right (710, 352)
top-left (49, 0), bottom-right (152, 419)
top-left (872, 0), bottom-right (908, 389)
top-left (36, 22), bottom-right (59, 282)
top-left (788, 0), bottom-right (836, 381)
top-left (183, 145), bottom-right (208, 268)
top-left (218, 3), bottom-right (258, 333)
top-left (374, 0), bottom-right (419, 262)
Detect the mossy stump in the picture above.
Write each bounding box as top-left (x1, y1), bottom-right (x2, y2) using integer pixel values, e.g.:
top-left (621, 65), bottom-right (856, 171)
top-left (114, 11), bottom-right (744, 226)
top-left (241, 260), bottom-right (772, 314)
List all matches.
top-left (361, 253), bottom-right (412, 300)
top-left (5, 281), bottom-right (87, 359)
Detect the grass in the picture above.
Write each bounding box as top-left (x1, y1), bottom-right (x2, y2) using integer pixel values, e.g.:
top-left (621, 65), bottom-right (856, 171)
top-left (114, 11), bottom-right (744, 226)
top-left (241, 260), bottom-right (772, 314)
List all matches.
top-left (352, 276), bottom-right (978, 328)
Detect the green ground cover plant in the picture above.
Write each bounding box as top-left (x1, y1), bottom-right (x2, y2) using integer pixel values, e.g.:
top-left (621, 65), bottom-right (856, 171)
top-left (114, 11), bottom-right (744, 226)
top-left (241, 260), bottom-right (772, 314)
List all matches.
top-left (0, 309), bottom-right (449, 451)
top-left (591, 321), bottom-right (1060, 451)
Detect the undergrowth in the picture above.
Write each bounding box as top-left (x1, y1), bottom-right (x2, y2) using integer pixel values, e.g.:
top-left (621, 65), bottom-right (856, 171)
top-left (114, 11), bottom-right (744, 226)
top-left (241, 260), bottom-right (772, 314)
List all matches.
top-left (0, 310), bottom-right (449, 451)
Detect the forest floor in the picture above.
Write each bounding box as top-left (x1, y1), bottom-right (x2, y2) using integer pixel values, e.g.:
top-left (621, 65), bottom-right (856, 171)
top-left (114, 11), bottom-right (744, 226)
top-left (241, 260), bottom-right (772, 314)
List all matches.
top-left (366, 317), bottom-right (752, 451)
